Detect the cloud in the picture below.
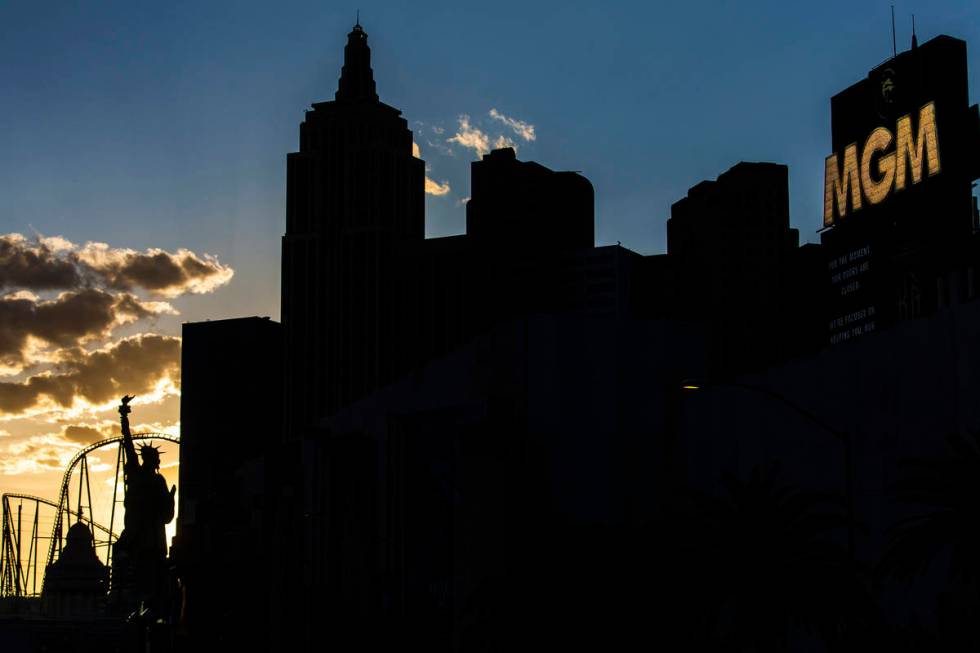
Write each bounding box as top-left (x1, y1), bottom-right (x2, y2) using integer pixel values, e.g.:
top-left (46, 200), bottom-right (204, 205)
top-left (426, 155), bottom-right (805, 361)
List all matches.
top-left (447, 115), bottom-right (491, 157)
top-left (0, 333), bottom-right (181, 417)
top-left (0, 289), bottom-right (176, 370)
top-left (60, 417), bottom-right (176, 444)
top-left (416, 141), bottom-right (451, 196)
top-left (63, 424), bottom-right (106, 444)
top-left (0, 433), bottom-right (81, 475)
top-left (0, 233), bottom-right (234, 298)
top-left (444, 112), bottom-right (533, 158)
top-left (425, 177), bottom-right (451, 196)
top-left (77, 242), bottom-right (234, 298)
top-left (0, 234), bottom-right (83, 291)
top-left (489, 109), bottom-right (536, 142)
top-left (494, 135), bottom-right (518, 151)
top-left (0, 413), bottom-right (179, 476)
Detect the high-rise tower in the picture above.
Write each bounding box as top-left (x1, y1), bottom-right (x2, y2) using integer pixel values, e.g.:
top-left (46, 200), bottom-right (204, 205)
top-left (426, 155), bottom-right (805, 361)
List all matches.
top-left (282, 23), bottom-right (425, 437)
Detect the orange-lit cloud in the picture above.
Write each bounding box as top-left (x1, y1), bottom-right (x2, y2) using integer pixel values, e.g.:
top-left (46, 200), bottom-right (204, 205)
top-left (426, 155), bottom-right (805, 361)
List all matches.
top-left (445, 112), bottom-right (531, 158)
top-left (447, 115), bottom-right (491, 157)
top-left (488, 108), bottom-right (536, 142)
top-left (77, 242), bottom-right (233, 297)
top-left (0, 334), bottom-right (180, 417)
top-left (425, 177), bottom-right (451, 196)
top-left (0, 233), bottom-right (234, 297)
top-left (0, 433), bottom-right (82, 475)
top-left (0, 289), bottom-right (175, 371)
top-left (0, 415), bottom-right (178, 476)
top-left (493, 135), bottom-right (518, 151)
top-left (62, 424), bottom-right (107, 444)
top-left (415, 142), bottom-right (452, 196)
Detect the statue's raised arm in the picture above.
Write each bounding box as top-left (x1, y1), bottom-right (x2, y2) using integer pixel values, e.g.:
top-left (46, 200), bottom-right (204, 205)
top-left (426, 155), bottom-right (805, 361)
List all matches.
top-left (119, 395), bottom-right (137, 468)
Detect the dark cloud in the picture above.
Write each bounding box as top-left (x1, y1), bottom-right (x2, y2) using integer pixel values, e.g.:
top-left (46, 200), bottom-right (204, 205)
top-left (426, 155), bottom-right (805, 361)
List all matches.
top-left (0, 234), bottom-right (81, 291)
top-left (0, 289), bottom-right (174, 367)
top-left (0, 334), bottom-right (181, 416)
top-left (0, 233), bottom-right (234, 297)
top-left (63, 424), bottom-right (106, 443)
top-left (78, 244), bottom-right (234, 297)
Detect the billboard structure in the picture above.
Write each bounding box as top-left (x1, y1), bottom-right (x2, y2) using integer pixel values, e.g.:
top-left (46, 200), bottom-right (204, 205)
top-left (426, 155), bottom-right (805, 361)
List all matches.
top-left (820, 35), bottom-right (980, 345)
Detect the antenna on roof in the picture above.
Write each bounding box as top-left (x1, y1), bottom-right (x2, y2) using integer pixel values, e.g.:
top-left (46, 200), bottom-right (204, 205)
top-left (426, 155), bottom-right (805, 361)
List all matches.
top-left (891, 5), bottom-right (897, 58)
top-left (356, 9), bottom-right (360, 27)
top-left (911, 14), bottom-right (918, 49)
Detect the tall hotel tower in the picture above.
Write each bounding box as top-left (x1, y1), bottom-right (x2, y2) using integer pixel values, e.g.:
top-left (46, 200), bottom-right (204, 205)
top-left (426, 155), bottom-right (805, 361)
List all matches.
top-left (282, 23), bottom-right (425, 437)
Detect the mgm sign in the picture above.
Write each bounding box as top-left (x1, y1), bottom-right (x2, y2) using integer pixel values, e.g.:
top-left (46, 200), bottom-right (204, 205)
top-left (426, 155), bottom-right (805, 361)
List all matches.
top-left (823, 101), bottom-right (941, 226)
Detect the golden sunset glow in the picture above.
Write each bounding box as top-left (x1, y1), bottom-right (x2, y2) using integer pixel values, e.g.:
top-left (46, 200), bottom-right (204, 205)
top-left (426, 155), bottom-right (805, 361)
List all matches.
top-left (0, 231), bottom-right (222, 592)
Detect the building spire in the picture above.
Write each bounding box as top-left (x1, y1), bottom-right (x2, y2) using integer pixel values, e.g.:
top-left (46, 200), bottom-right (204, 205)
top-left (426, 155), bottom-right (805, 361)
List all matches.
top-left (336, 21), bottom-right (378, 102)
top-left (911, 14), bottom-right (918, 49)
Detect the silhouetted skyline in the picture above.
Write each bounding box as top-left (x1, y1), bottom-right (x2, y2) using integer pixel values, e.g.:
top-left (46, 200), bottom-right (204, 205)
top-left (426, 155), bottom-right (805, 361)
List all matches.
top-left (2, 4), bottom-right (977, 329)
top-left (2, 7), bottom-right (980, 651)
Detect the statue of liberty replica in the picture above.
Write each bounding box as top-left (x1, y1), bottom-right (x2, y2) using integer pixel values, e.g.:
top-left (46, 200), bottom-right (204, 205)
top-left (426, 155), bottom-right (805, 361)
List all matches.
top-left (110, 395), bottom-right (176, 620)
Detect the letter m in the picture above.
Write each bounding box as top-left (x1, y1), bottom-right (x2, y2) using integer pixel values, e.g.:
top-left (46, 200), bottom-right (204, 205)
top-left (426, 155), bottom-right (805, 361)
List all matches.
top-left (824, 144), bottom-right (862, 226)
top-left (895, 101), bottom-right (941, 190)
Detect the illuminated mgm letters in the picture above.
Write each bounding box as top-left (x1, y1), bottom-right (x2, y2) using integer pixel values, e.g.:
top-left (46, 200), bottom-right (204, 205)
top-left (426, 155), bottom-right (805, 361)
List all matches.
top-left (823, 102), bottom-right (941, 226)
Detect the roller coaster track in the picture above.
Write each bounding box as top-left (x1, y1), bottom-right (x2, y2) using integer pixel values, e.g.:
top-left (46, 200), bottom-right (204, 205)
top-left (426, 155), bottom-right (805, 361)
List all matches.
top-left (43, 433), bottom-right (179, 590)
top-left (3, 494), bottom-right (115, 537)
top-left (1, 493), bottom-right (117, 597)
top-left (1, 432), bottom-right (180, 598)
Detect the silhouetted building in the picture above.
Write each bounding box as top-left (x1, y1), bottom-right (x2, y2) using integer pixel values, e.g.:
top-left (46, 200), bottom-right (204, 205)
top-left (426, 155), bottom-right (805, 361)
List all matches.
top-left (666, 162), bottom-right (800, 371)
top-left (820, 34), bottom-right (980, 345)
top-left (281, 22), bottom-right (425, 437)
top-left (42, 522), bottom-right (107, 619)
top-left (410, 147), bottom-right (599, 358)
top-left (280, 22), bottom-right (613, 436)
top-left (466, 147), bottom-right (593, 250)
top-left (557, 244), bottom-right (641, 319)
top-left (176, 316), bottom-right (282, 651)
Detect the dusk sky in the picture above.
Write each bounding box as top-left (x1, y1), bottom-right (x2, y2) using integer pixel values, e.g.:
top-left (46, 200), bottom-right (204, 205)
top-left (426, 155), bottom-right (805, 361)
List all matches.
top-left (1, 1), bottom-right (978, 540)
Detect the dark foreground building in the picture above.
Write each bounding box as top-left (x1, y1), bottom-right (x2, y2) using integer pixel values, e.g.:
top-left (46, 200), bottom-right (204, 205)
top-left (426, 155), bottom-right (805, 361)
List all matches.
top-left (175, 317), bottom-right (281, 651)
top-left (666, 161), bottom-right (801, 371)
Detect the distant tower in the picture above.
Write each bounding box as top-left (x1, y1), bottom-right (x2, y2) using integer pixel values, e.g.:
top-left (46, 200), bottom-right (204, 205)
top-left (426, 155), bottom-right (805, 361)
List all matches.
top-left (282, 23), bottom-right (425, 437)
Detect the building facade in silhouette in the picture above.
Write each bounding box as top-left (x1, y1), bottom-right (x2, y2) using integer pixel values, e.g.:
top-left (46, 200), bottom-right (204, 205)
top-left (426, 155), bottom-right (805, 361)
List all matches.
top-left (666, 162), bottom-right (801, 371)
top-left (281, 22), bottom-right (425, 437)
top-left (175, 316), bottom-right (282, 650)
top-left (281, 24), bottom-right (610, 435)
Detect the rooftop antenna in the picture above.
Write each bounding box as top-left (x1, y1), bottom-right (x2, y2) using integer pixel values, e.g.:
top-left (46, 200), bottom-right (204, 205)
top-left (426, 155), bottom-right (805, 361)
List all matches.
top-left (911, 14), bottom-right (918, 49)
top-left (356, 9), bottom-right (360, 27)
top-left (891, 5), bottom-right (897, 57)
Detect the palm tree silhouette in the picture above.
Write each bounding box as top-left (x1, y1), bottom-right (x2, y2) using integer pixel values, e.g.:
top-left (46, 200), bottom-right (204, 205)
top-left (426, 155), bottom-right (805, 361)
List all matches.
top-left (880, 431), bottom-right (980, 583)
top-left (670, 463), bottom-right (875, 651)
top-left (878, 430), bottom-right (980, 648)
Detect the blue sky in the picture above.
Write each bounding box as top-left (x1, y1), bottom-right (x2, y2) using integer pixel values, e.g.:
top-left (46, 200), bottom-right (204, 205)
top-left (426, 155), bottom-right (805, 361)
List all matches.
top-left (1, 0), bottom-right (978, 327)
